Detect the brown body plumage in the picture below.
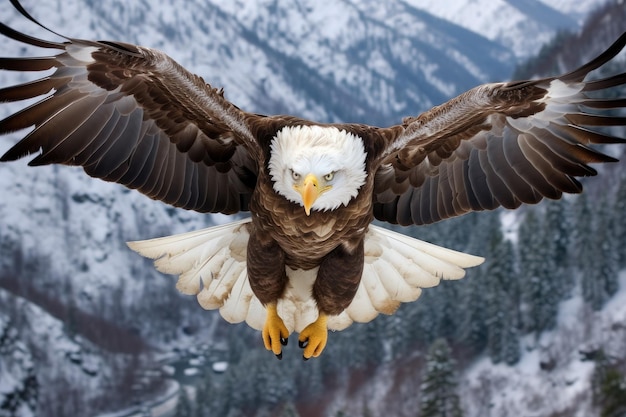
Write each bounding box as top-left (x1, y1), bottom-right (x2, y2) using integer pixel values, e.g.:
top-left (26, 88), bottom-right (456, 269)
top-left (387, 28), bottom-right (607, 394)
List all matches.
top-left (250, 160), bottom-right (371, 313)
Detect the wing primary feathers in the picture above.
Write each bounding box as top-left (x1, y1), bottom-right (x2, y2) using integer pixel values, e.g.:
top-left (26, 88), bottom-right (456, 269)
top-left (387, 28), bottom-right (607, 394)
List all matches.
top-left (0, 56), bottom-right (58, 71)
top-left (113, 132), bottom-right (155, 184)
top-left (559, 31), bottom-right (626, 83)
top-left (28, 95), bottom-right (108, 166)
top-left (582, 98), bottom-right (626, 109)
top-left (562, 124), bottom-right (626, 147)
top-left (0, 90), bottom-right (81, 139)
top-left (565, 113), bottom-right (626, 131)
top-left (0, 77), bottom-right (64, 101)
top-left (0, 3), bottom-right (261, 215)
top-left (10, 0), bottom-right (65, 40)
top-left (73, 110), bottom-right (122, 166)
top-left (0, 20), bottom-right (64, 49)
top-left (374, 31), bottom-right (626, 225)
top-left (487, 140), bottom-right (532, 206)
top-left (478, 147), bottom-right (514, 208)
top-left (584, 73), bottom-right (626, 92)
top-left (468, 149), bottom-right (497, 210)
top-left (87, 110), bottom-right (144, 175)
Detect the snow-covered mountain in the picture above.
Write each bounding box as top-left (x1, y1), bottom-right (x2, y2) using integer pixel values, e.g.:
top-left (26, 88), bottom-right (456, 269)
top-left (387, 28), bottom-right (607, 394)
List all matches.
top-left (0, 0), bottom-right (620, 416)
top-left (410, 0), bottom-right (604, 57)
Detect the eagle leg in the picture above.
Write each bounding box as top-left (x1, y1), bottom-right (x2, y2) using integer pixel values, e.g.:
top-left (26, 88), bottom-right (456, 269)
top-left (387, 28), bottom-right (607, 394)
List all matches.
top-left (298, 313), bottom-right (328, 360)
top-left (262, 302), bottom-right (289, 360)
top-left (247, 228), bottom-right (290, 358)
top-left (296, 240), bottom-right (364, 359)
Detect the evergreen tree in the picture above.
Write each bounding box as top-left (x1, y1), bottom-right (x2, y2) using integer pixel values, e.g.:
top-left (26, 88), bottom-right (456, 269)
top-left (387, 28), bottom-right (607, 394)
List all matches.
top-left (174, 387), bottom-right (193, 417)
top-left (578, 193), bottom-right (619, 310)
top-left (573, 193), bottom-right (600, 305)
top-left (455, 212), bottom-right (499, 354)
top-left (544, 199), bottom-right (573, 298)
top-left (500, 304), bottom-right (521, 366)
top-left (215, 365), bottom-right (245, 417)
top-left (484, 226), bottom-right (505, 363)
top-left (333, 320), bottom-right (384, 369)
top-left (570, 193), bottom-right (589, 269)
top-left (517, 210), bottom-right (558, 335)
top-left (419, 338), bottom-right (463, 417)
top-left (392, 285), bottom-right (447, 353)
top-left (294, 356), bottom-right (325, 401)
top-left (279, 401), bottom-right (301, 417)
top-left (362, 403), bottom-right (374, 417)
top-left (256, 356), bottom-right (296, 405)
top-left (614, 172), bottom-right (626, 268)
top-left (381, 312), bottom-right (412, 360)
top-left (600, 369), bottom-right (626, 417)
top-left (591, 350), bottom-right (626, 417)
top-left (0, 317), bottom-right (39, 416)
top-left (595, 196), bottom-right (619, 301)
top-left (485, 234), bottom-right (520, 365)
top-left (195, 369), bottom-right (215, 417)
top-left (415, 288), bottom-right (448, 347)
top-left (456, 267), bottom-right (487, 355)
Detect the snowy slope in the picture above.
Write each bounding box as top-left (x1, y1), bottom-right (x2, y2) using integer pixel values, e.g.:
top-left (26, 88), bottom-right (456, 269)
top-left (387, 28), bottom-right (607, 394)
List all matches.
top-left (318, 273), bottom-right (626, 417)
top-left (0, 288), bottom-right (123, 417)
top-left (461, 272), bottom-right (626, 417)
top-left (408, 0), bottom-right (606, 57)
top-left (0, 0), bottom-right (617, 415)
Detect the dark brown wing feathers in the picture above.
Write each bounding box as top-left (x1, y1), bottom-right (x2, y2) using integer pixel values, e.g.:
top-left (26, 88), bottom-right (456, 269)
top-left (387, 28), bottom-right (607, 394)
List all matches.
top-left (2, 3), bottom-right (626, 228)
top-left (0, 10), bottom-right (263, 215)
top-left (373, 33), bottom-right (626, 225)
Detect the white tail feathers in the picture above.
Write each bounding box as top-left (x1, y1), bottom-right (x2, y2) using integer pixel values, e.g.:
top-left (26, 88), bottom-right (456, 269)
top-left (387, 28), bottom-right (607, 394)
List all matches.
top-left (329, 225), bottom-right (483, 330)
top-left (127, 219), bottom-right (483, 333)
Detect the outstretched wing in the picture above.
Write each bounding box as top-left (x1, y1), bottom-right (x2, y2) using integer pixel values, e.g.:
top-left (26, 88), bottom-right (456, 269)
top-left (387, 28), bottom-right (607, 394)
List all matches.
top-left (0, 2), bottom-right (263, 215)
top-left (373, 33), bottom-right (626, 225)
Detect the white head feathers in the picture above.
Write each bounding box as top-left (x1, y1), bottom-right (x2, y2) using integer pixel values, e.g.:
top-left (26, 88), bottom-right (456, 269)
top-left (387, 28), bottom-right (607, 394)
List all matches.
top-left (268, 125), bottom-right (368, 213)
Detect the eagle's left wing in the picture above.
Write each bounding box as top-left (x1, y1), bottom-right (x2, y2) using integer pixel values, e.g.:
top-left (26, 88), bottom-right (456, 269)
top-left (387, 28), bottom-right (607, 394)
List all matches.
top-left (373, 32), bottom-right (626, 226)
top-left (0, 1), bottom-right (264, 215)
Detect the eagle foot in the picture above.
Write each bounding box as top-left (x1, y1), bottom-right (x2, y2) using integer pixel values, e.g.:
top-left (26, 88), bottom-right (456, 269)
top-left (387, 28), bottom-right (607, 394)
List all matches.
top-left (298, 313), bottom-right (328, 360)
top-left (262, 303), bottom-right (290, 360)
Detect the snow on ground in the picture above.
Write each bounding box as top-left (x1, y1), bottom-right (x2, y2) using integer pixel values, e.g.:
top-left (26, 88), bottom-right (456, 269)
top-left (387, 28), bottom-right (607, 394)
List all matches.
top-left (461, 271), bottom-right (626, 417)
top-left (0, 288), bottom-right (117, 416)
top-left (95, 380), bottom-right (180, 417)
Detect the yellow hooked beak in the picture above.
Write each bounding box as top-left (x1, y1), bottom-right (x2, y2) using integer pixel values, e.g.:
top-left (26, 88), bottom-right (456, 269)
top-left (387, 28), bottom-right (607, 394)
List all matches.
top-left (294, 173), bottom-right (330, 216)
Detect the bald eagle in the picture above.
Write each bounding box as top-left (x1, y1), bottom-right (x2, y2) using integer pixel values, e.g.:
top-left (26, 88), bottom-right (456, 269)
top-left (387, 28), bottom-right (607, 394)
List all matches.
top-left (1, 1), bottom-right (626, 360)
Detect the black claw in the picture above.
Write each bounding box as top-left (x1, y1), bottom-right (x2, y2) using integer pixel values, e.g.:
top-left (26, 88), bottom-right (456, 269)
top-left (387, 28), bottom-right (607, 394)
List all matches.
top-left (298, 339), bottom-right (308, 349)
top-left (302, 355), bottom-right (309, 361)
top-left (275, 352), bottom-right (283, 360)
top-left (280, 337), bottom-right (288, 346)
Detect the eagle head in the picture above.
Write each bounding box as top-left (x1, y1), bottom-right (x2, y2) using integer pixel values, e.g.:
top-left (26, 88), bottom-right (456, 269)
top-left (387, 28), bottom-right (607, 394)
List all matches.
top-left (268, 125), bottom-right (367, 215)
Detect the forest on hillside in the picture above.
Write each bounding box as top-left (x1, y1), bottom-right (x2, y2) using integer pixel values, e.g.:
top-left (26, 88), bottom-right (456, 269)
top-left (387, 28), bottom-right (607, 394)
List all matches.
top-left (179, 170), bottom-right (626, 417)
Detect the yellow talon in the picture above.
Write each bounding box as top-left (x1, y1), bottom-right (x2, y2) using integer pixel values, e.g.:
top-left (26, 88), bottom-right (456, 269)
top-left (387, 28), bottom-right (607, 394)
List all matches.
top-left (262, 303), bottom-right (289, 359)
top-left (298, 313), bottom-right (328, 360)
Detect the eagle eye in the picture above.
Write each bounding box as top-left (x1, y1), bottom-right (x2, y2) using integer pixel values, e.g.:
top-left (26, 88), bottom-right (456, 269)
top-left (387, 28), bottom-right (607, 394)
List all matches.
top-left (291, 170), bottom-right (301, 181)
top-left (324, 172), bottom-right (334, 181)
